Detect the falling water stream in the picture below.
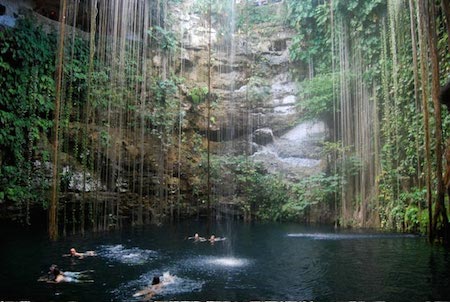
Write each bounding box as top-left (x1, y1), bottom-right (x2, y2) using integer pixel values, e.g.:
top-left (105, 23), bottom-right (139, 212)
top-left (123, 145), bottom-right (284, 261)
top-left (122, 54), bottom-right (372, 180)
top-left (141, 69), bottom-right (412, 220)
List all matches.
top-left (252, 121), bottom-right (326, 179)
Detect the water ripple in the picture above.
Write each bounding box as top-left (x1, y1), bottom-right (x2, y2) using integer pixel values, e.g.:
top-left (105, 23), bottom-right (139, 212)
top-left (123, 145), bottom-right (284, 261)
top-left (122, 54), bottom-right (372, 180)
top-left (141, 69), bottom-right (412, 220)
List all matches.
top-left (97, 244), bottom-right (157, 265)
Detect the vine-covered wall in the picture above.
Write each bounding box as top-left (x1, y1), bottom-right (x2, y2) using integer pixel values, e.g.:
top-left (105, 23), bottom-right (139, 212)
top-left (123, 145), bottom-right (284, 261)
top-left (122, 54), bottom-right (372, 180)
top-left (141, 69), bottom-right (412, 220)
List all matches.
top-left (1, 0), bottom-right (449, 240)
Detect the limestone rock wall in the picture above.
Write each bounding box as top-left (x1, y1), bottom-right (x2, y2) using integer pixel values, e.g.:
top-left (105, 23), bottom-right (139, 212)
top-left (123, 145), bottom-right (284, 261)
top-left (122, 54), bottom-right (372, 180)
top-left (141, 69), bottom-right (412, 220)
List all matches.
top-left (170, 0), bottom-right (301, 151)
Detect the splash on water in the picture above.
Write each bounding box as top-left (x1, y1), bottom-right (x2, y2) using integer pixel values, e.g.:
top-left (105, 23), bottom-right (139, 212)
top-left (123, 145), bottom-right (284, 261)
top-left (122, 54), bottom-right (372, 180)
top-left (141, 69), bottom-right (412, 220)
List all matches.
top-left (112, 270), bottom-right (204, 301)
top-left (38, 270), bottom-right (94, 283)
top-left (97, 244), bottom-right (157, 265)
top-left (62, 270), bottom-right (95, 283)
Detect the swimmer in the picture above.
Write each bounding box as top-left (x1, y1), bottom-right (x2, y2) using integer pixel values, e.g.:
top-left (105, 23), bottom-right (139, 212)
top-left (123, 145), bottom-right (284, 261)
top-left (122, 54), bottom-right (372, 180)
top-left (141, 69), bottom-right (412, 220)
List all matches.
top-left (63, 247), bottom-right (97, 259)
top-left (188, 233), bottom-right (206, 242)
top-left (133, 272), bottom-right (175, 300)
top-left (49, 265), bottom-right (69, 283)
top-left (42, 265), bottom-right (93, 283)
top-left (209, 234), bottom-right (226, 244)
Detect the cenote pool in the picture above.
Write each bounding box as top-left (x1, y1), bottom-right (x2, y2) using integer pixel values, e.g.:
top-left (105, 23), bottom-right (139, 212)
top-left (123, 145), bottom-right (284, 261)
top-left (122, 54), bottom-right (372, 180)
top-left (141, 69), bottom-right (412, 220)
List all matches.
top-left (1, 221), bottom-right (449, 301)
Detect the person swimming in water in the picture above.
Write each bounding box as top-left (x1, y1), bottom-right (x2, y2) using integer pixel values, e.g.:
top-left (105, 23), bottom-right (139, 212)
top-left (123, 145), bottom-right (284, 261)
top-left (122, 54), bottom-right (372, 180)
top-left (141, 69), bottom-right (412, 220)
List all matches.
top-left (47, 265), bottom-right (66, 283)
top-left (133, 272), bottom-right (175, 300)
top-left (40, 264), bottom-right (94, 283)
top-left (63, 247), bottom-right (97, 259)
top-left (208, 234), bottom-right (226, 244)
top-left (188, 233), bottom-right (206, 242)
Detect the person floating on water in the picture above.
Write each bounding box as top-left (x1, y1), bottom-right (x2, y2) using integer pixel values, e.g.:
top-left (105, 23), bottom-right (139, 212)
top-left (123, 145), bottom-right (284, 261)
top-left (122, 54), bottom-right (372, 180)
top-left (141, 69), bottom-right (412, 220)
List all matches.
top-left (133, 272), bottom-right (175, 300)
top-left (63, 247), bottom-right (97, 259)
top-left (188, 233), bottom-right (206, 242)
top-left (209, 234), bottom-right (226, 244)
top-left (40, 264), bottom-right (94, 283)
top-left (188, 233), bottom-right (226, 243)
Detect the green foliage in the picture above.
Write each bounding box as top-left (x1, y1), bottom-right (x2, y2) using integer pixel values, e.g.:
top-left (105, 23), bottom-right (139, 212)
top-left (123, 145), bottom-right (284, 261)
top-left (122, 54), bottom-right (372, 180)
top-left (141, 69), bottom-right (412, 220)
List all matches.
top-left (286, 0), bottom-right (385, 75)
top-left (404, 206), bottom-right (419, 232)
top-left (286, 0), bottom-right (331, 69)
top-left (148, 77), bottom-right (180, 143)
top-left (379, 186), bottom-right (427, 232)
top-left (282, 173), bottom-right (340, 219)
top-left (187, 86), bottom-right (208, 105)
top-left (297, 73), bottom-right (338, 126)
top-left (148, 26), bottom-right (178, 52)
top-left (0, 18), bottom-right (55, 209)
top-left (236, 1), bottom-right (285, 30)
top-left (207, 155), bottom-right (339, 221)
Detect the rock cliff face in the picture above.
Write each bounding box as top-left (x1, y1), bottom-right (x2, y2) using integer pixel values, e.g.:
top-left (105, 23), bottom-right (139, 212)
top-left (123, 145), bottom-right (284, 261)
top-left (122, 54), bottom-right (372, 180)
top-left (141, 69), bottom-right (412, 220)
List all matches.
top-left (172, 1), bottom-right (299, 142)
top-left (5, 0), bottom-right (328, 224)
top-left (171, 0), bottom-right (326, 178)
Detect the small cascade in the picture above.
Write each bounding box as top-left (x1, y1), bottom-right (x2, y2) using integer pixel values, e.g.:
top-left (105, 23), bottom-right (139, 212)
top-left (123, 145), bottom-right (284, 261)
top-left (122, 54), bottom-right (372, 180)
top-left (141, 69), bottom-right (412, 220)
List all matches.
top-left (252, 121), bottom-right (326, 180)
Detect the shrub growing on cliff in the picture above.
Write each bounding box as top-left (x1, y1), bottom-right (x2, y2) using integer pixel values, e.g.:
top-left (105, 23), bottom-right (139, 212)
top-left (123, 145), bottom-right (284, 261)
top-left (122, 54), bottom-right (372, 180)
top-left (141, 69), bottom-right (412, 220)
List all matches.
top-left (296, 73), bottom-right (338, 128)
top-left (0, 18), bottom-right (56, 219)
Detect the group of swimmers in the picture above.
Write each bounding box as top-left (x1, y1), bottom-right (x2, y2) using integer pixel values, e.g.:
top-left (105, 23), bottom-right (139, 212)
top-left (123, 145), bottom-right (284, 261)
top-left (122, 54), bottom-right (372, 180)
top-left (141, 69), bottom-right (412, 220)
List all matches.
top-left (42, 248), bottom-right (97, 283)
top-left (188, 233), bottom-right (226, 243)
top-left (39, 233), bottom-right (224, 299)
top-left (41, 246), bottom-right (179, 300)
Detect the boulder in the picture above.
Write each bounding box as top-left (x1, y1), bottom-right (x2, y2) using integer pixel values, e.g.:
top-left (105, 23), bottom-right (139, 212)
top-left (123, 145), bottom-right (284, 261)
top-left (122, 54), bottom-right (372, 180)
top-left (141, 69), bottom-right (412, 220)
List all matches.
top-left (253, 128), bottom-right (274, 145)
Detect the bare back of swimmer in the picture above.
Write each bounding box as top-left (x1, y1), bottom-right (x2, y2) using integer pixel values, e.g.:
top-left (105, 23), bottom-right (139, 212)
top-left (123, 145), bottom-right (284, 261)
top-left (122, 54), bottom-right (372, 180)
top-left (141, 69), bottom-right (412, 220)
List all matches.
top-left (133, 273), bottom-right (175, 300)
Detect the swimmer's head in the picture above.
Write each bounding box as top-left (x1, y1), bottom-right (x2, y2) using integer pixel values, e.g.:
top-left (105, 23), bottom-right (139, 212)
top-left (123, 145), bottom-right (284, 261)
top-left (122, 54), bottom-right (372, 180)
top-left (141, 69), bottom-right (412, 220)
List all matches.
top-left (152, 276), bottom-right (160, 285)
top-left (70, 248), bottom-right (76, 255)
top-left (50, 266), bottom-right (61, 279)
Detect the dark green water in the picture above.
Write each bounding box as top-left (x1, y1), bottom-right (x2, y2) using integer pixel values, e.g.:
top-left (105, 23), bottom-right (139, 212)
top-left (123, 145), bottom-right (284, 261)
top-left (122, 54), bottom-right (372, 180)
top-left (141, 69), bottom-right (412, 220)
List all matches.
top-left (0, 221), bottom-right (449, 301)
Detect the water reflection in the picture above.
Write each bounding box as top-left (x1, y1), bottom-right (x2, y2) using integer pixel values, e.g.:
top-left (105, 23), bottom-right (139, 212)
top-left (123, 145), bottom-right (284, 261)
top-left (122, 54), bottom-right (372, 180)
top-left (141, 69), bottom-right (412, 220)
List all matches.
top-left (287, 232), bottom-right (418, 240)
top-left (180, 255), bottom-right (251, 271)
top-left (205, 256), bottom-right (250, 267)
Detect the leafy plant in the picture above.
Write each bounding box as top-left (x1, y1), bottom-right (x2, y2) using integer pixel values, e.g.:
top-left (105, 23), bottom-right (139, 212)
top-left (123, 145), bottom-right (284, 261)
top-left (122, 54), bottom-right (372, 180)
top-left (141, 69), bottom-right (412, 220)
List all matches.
top-left (148, 26), bottom-right (178, 52)
top-left (297, 73), bottom-right (338, 127)
top-left (0, 18), bottom-right (56, 213)
top-left (187, 86), bottom-right (208, 105)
